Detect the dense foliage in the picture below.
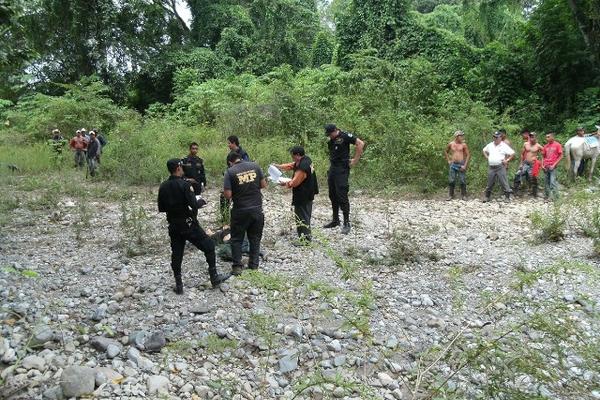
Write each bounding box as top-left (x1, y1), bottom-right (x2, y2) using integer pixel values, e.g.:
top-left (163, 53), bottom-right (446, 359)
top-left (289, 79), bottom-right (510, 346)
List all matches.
top-left (0, 0), bottom-right (599, 190)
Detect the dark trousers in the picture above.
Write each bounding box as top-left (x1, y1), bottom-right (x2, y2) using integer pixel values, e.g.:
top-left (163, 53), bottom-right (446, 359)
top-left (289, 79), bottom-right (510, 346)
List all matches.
top-left (294, 201), bottom-right (313, 241)
top-left (327, 166), bottom-right (350, 223)
top-left (168, 220), bottom-right (217, 281)
top-left (485, 165), bottom-right (512, 198)
top-left (230, 209), bottom-right (264, 269)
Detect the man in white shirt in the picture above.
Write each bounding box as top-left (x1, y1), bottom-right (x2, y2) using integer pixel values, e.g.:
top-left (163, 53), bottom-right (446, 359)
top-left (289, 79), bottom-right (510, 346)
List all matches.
top-left (483, 131), bottom-right (515, 202)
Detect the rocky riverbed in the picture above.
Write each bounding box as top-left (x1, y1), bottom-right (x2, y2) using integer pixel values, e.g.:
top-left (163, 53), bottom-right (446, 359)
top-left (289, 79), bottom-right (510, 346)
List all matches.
top-left (1, 180), bottom-right (600, 399)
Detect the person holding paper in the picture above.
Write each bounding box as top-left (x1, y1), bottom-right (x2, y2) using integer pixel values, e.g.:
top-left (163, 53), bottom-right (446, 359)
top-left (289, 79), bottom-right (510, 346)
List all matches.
top-left (275, 146), bottom-right (319, 244)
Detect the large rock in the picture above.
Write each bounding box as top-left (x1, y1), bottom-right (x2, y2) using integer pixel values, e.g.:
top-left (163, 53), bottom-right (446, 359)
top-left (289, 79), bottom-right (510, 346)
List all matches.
top-left (147, 375), bottom-right (170, 395)
top-left (60, 366), bottom-right (96, 398)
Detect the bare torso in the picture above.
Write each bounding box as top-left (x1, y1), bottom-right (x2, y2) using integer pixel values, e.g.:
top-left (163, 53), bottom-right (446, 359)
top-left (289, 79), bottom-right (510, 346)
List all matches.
top-left (448, 141), bottom-right (467, 163)
top-left (523, 142), bottom-right (543, 163)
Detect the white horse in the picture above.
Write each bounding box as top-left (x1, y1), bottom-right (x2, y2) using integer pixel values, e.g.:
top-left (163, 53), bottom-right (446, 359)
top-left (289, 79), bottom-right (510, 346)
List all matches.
top-left (565, 136), bottom-right (600, 181)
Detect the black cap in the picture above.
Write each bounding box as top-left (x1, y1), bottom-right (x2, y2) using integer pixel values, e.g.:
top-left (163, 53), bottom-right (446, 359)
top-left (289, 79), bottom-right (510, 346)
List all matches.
top-left (166, 158), bottom-right (182, 173)
top-left (493, 131), bottom-right (502, 138)
top-left (324, 124), bottom-right (337, 135)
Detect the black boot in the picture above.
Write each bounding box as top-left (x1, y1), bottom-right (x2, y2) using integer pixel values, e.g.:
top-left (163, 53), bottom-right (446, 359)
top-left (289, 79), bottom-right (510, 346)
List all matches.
top-left (483, 191), bottom-right (491, 203)
top-left (174, 275), bottom-right (183, 295)
top-left (323, 220), bottom-right (340, 229)
top-left (341, 221), bottom-right (351, 235)
top-left (446, 185), bottom-right (455, 201)
top-left (209, 264), bottom-right (231, 288)
top-left (211, 273), bottom-right (231, 288)
top-left (460, 184), bottom-right (467, 200)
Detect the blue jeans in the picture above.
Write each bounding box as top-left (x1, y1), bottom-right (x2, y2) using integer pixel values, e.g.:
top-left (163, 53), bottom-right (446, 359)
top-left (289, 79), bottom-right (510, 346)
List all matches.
top-left (544, 168), bottom-right (559, 200)
top-left (448, 162), bottom-right (466, 186)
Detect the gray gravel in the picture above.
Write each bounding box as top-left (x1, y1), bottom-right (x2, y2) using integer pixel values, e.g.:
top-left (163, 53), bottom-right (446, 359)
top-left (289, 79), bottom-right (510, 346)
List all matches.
top-left (1, 183), bottom-right (599, 399)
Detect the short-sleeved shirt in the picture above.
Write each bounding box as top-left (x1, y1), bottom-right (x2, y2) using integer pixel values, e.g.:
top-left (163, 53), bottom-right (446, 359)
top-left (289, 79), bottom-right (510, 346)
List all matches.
top-left (542, 141), bottom-right (563, 168)
top-left (292, 156), bottom-right (317, 205)
top-left (483, 141), bottom-right (515, 166)
top-left (223, 161), bottom-right (264, 211)
top-left (328, 131), bottom-right (357, 168)
top-left (182, 155), bottom-right (207, 192)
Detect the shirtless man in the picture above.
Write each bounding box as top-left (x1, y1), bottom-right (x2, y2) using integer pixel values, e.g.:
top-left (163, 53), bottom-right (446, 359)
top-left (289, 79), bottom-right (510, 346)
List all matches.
top-left (516, 132), bottom-right (543, 197)
top-left (444, 130), bottom-right (470, 200)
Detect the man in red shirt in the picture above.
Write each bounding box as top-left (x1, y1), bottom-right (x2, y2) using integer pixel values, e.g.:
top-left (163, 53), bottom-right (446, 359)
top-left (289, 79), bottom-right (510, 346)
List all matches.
top-left (69, 130), bottom-right (87, 168)
top-left (542, 132), bottom-right (563, 201)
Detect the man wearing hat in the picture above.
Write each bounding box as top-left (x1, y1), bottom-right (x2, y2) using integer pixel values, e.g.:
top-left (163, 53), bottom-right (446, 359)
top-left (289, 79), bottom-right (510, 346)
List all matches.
top-left (482, 131), bottom-right (515, 202)
top-left (69, 129), bottom-right (87, 168)
top-left (158, 159), bottom-right (230, 294)
top-left (323, 124), bottom-right (365, 234)
top-left (444, 130), bottom-right (470, 200)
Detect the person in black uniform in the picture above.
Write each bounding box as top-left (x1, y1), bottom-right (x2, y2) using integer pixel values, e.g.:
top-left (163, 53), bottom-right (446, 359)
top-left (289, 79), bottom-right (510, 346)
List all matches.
top-left (275, 146), bottom-right (318, 243)
top-left (158, 159), bottom-right (230, 294)
top-left (323, 124), bottom-right (365, 234)
top-left (223, 152), bottom-right (267, 275)
top-left (182, 142), bottom-right (207, 194)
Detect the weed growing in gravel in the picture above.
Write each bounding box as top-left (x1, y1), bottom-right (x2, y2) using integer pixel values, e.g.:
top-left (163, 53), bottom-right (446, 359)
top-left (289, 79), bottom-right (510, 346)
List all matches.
top-left (200, 334), bottom-right (238, 354)
top-left (26, 187), bottom-right (60, 211)
top-left (575, 202), bottom-right (600, 255)
top-left (73, 201), bottom-right (92, 241)
top-left (292, 369), bottom-right (377, 399)
top-left (530, 204), bottom-right (566, 242)
top-left (408, 261), bottom-right (600, 400)
top-left (386, 230), bottom-right (441, 266)
top-left (447, 266), bottom-right (466, 312)
top-left (2, 266), bottom-right (39, 279)
top-left (248, 312), bottom-right (279, 390)
top-left (164, 339), bottom-right (196, 356)
top-left (239, 269), bottom-right (290, 292)
top-left (119, 202), bottom-right (152, 256)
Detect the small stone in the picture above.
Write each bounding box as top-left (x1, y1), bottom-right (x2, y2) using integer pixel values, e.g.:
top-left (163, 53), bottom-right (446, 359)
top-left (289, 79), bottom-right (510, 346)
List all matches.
top-left (327, 340), bottom-right (342, 352)
top-left (333, 387), bottom-right (345, 398)
top-left (60, 366), bottom-right (96, 398)
top-left (144, 332), bottom-right (166, 353)
top-left (31, 326), bottom-right (55, 347)
top-left (91, 304), bottom-right (108, 321)
top-left (279, 350), bottom-right (299, 373)
top-left (22, 355), bottom-right (46, 371)
top-left (420, 294), bottom-right (434, 307)
top-left (190, 305), bottom-right (211, 314)
top-left (147, 375), bottom-right (170, 395)
top-left (386, 336), bottom-right (399, 349)
top-left (378, 372), bottom-right (395, 388)
top-left (427, 317), bottom-right (446, 329)
top-left (42, 386), bottom-right (64, 400)
top-left (107, 344), bottom-right (121, 358)
top-left (90, 336), bottom-right (120, 352)
top-left (219, 283), bottom-right (230, 293)
top-left (333, 355), bottom-right (346, 367)
top-left (180, 383), bottom-right (194, 393)
top-left (284, 324), bottom-right (303, 339)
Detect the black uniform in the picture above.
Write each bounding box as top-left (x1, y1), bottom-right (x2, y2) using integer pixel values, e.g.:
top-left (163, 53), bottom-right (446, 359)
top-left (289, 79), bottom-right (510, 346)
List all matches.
top-left (220, 147), bottom-right (251, 222)
top-left (182, 155), bottom-right (207, 193)
top-left (327, 131), bottom-right (356, 224)
top-left (292, 156), bottom-right (318, 241)
top-left (223, 161), bottom-right (264, 270)
top-left (157, 175), bottom-right (220, 288)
